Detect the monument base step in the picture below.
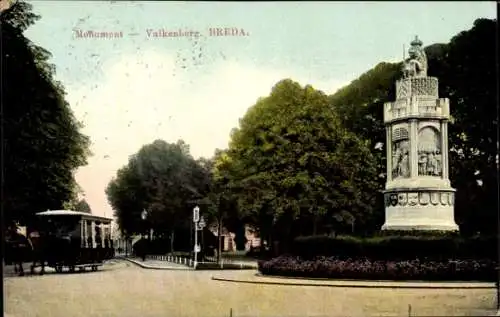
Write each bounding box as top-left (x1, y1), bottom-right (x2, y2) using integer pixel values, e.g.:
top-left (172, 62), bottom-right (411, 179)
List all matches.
top-left (381, 223), bottom-right (459, 231)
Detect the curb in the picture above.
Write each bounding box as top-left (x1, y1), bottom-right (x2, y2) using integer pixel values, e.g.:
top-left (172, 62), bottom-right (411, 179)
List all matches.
top-left (120, 257), bottom-right (193, 271)
top-left (254, 273), bottom-right (496, 285)
top-left (211, 275), bottom-right (496, 289)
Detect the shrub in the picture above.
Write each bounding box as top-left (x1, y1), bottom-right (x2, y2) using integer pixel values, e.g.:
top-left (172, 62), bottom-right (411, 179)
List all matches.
top-left (246, 246), bottom-right (273, 260)
top-left (258, 256), bottom-right (497, 281)
top-left (291, 234), bottom-right (497, 261)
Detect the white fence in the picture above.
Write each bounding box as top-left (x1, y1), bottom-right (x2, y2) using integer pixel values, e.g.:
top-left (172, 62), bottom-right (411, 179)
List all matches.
top-left (145, 254), bottom-right (258, 269)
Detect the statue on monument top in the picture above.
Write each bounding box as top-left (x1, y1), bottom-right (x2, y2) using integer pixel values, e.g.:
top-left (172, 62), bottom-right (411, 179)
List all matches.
top-left (403, 36), bottom-right (428, 78)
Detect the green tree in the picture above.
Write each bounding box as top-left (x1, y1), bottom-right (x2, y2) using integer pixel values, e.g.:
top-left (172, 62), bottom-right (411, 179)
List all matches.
top-left (226, 79), bottom-right (379, 251)
top-left (106, 139), bottom-right (211, 252)
top-left (329, 62), bottom-right (403, 230)
top-left (106, 158), bottom-right (148, 238)
top-left (428, 18), bottom-right (497, 234)
top-left (2, 1), bottom-right (91, 227)
top-left (202, 149), bottom-right (243, 261)
top-left (75, 199), bottom-right (92, 213)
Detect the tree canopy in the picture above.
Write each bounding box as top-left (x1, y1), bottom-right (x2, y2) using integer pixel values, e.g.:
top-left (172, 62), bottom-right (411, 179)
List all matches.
top-left (2, 1), bottom-right (91, 226)
top-left (74, 199), bottom-right (92, 213)
top-left (222, 79), bottom-right (379, 249)
top-left (106, 140), bottom-right (210, 244)
top-left (429, 18), bottom-right (497, 234)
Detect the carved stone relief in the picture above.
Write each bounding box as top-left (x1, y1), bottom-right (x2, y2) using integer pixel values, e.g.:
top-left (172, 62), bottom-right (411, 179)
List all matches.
top-left (391, 127), bottom-right (410, 179)
top-left (385, 191), bottom-right (454, 207)
top-left (407, 193), bottom-right (419, 206)
top-left (418, 126), bottom-right (442, 176)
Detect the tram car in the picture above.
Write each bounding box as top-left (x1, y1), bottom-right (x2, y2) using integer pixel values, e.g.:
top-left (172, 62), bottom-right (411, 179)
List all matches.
top-left (32, 210), bottom-right (115, 273)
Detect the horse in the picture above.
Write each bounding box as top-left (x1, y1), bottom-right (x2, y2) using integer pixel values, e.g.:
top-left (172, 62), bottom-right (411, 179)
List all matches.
top-left (4, 226), bottom-right (53, 276)
top-left (5, 229), bottom-right (32, 276)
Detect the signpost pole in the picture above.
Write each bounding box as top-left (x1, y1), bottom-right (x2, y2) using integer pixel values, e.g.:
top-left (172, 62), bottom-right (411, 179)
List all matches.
top-left (194, 223), bottom-right (198, 268)
top-left (193, 206), bottom-right (200, 269)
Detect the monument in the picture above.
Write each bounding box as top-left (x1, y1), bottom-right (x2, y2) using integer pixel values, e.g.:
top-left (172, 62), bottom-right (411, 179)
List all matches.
top-left (381, 36), bottom-right (459, 231)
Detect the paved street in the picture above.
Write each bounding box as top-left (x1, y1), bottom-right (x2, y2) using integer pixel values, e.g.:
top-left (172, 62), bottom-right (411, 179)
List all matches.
top-left (4, 259), bottom-right (497, 317)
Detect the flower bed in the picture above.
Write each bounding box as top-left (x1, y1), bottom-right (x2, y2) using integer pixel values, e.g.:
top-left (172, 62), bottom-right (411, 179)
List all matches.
top-left (258, 256), bottom-right (497, 281)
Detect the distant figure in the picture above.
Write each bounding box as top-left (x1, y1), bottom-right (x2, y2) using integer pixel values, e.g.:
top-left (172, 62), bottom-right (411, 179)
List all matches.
top-left (29, 230), bottom-right (48, 275)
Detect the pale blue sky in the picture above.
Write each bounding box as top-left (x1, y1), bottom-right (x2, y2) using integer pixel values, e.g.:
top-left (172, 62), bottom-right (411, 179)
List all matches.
top-left (24, 1), bottom-right (496, 218)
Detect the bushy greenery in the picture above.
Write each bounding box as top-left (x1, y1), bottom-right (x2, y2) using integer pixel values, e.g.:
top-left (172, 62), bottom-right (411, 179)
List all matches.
top-left (291, 234), bottom-right (497, 261)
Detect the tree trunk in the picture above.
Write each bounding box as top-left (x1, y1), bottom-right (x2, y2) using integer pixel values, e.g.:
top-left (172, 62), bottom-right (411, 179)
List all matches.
top-left (217, 217), bottom-right (222, 264)
top-left (190, 220), bottom-right (193, 258)
top-left (312, 215), bottom-right (318, 235)
top-left (170, 230), bottom-right (175, 254)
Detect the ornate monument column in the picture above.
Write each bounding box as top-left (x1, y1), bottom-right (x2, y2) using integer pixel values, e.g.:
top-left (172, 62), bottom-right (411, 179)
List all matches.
top-left (381, 36), bottom-right (458, 231)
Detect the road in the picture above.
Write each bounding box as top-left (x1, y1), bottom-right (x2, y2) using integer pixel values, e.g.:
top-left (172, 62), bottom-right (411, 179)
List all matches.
top-left (4, 259), bottom-right (497, 317)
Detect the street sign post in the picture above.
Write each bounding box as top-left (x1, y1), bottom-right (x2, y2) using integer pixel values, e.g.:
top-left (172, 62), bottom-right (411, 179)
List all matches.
top-left (193, 206), bottom-right (200, 223)
top-left (193, 206), bottom-right (200, 269)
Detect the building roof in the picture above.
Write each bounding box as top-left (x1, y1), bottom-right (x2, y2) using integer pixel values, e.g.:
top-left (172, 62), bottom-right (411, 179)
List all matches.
top-left (36, 210), bottom-right (112, 223)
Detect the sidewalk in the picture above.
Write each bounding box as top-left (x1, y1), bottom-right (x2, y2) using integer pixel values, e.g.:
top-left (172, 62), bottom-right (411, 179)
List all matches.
top-left (211, 271), bottom-right (497, 289)
top-left (121, 257), bottom-right (193, 270)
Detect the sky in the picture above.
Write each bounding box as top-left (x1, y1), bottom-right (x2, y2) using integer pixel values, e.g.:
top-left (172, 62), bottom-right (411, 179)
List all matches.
top-left (23, 1), bottom-right (496, 220)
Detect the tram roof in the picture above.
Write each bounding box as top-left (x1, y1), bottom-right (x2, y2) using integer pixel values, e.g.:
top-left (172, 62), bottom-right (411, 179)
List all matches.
top-left (35, 210), bottom-right (113, 223)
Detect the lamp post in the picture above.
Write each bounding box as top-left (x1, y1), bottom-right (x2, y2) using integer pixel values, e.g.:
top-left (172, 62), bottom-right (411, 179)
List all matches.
top-left (141, 209), bottom-right (148, 238)
top-left (140, 210), bottom-right (149, 261)
top-left (192, 205), bottom-right (207, 268)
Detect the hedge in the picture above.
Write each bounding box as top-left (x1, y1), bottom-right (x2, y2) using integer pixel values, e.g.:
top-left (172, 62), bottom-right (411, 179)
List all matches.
top-left (292, 234), bottom-right (497, 261)
top-left (258, 256), bottom-right (497, 281)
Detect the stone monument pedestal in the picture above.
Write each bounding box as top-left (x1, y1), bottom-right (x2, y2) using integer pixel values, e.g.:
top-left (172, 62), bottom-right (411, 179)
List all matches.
top-left (382, 188), bottom-right (458, 231)
top-left (381, 36), bottom-right (458, 232)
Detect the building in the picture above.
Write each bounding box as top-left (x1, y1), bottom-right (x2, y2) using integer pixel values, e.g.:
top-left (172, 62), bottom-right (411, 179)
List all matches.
top-left (209, 224), bottom-right (261, 252)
